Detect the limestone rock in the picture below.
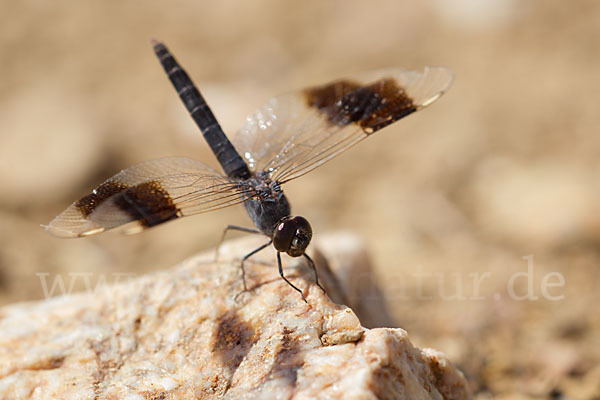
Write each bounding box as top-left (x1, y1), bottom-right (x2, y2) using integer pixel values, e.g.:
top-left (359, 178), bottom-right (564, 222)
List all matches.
top-left (0, 235), bottom-right (470, 399)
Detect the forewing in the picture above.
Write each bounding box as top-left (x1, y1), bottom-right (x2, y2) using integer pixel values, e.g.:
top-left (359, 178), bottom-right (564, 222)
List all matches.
top-left (233, 67), bottom-right (453, 183)
top-left (46, 157), bottom-right (252, 238)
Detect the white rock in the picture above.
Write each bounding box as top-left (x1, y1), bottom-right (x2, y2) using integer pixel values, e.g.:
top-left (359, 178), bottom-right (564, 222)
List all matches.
top-left (0, 235), bottom-right (470, 399)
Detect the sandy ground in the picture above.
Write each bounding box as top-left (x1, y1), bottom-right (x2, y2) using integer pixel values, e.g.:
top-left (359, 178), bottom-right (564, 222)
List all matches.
top-left (1, 0), bottom-right (599, 398)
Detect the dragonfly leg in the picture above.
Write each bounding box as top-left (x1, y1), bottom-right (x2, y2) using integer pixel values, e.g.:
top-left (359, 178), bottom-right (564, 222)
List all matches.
top-left (215, 225), bottom-right (262, 262)
top-left (278, 252), bottom-right (307, 303)
top-left (303, 253), bottom-right (326, 293)
top-left (234, 240), bottom-right (272, 301)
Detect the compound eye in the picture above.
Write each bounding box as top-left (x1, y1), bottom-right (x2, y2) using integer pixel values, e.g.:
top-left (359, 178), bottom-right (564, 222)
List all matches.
top-left (287, 216), bottom-right (312, 257)
top-left (273, 218), bottom-right (296, 253)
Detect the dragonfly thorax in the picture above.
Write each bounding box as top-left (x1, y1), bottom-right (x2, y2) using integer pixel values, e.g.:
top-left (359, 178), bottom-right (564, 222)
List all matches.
top-left (242, 173), bottom-right (291, 236)
top-left (242, 173), bottom-right (312, 256)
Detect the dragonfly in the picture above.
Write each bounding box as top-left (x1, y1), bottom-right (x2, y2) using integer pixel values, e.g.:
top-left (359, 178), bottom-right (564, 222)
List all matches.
top-left (47, 40), bottom-right (453, 301)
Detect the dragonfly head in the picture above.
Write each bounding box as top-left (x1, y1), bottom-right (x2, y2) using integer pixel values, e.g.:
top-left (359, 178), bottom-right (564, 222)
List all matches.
top-left (272, 216), bottom-right (312, 257)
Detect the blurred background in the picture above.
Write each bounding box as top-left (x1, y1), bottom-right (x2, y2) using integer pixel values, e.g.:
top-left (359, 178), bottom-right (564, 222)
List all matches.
top-left (1, 0), bottom-right (599, 397)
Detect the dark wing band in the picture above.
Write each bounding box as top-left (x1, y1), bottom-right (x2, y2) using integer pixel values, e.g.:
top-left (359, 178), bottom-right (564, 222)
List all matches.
top-left (46, 157), bottom-right (252, 238)
top-left (232, 67), bottom-right (453, 183)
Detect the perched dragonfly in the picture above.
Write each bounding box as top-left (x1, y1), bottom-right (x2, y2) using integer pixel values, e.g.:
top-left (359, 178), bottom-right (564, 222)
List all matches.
top-left (47, 40), bottom-right (453, 301)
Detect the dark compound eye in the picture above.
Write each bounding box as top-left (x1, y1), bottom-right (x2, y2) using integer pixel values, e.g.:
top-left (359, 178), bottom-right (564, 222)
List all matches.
top-left (287, 216), bottom-right (312, 257)
top-left (273, 218), bottom-right (295, 252)
top-left (272, 216), bottom-right (312, 257)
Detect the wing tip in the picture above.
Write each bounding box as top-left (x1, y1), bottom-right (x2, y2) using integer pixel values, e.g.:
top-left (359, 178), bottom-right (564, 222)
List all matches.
top-left (425, 65), bottom-right (454, 91)
top-left (413, 66), bottom-right (454, 108)
top-left (45, 217), bottom-right (106, 239)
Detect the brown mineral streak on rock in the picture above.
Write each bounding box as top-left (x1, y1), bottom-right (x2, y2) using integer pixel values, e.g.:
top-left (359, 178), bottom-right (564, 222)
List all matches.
top-left (0, 234), bottom-right (471, 399)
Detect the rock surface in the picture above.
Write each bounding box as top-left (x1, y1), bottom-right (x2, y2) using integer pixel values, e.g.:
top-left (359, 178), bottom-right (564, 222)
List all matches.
top-left (0, 235), bottom-right (470, 399)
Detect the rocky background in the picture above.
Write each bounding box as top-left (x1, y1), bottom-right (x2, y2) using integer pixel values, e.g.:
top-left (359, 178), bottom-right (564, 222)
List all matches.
top-left (1, 0), bottom-right (599, 398)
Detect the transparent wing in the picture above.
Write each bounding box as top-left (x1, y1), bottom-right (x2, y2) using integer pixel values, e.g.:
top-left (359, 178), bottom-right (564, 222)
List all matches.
top-left (233, 67), bottom-right (453, 183)
top-left (46, 157), bottom-right (254, 238)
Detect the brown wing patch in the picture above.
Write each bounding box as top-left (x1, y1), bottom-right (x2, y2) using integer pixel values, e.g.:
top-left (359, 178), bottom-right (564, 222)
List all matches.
top-left (112, 180), bottom-right (181, 227)
top-left (304, 78), bottom-right (417, 134)
top-left (75, 180), bottom-right (128, 217)
top-left (75, 179), bottom-right (179, 227)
